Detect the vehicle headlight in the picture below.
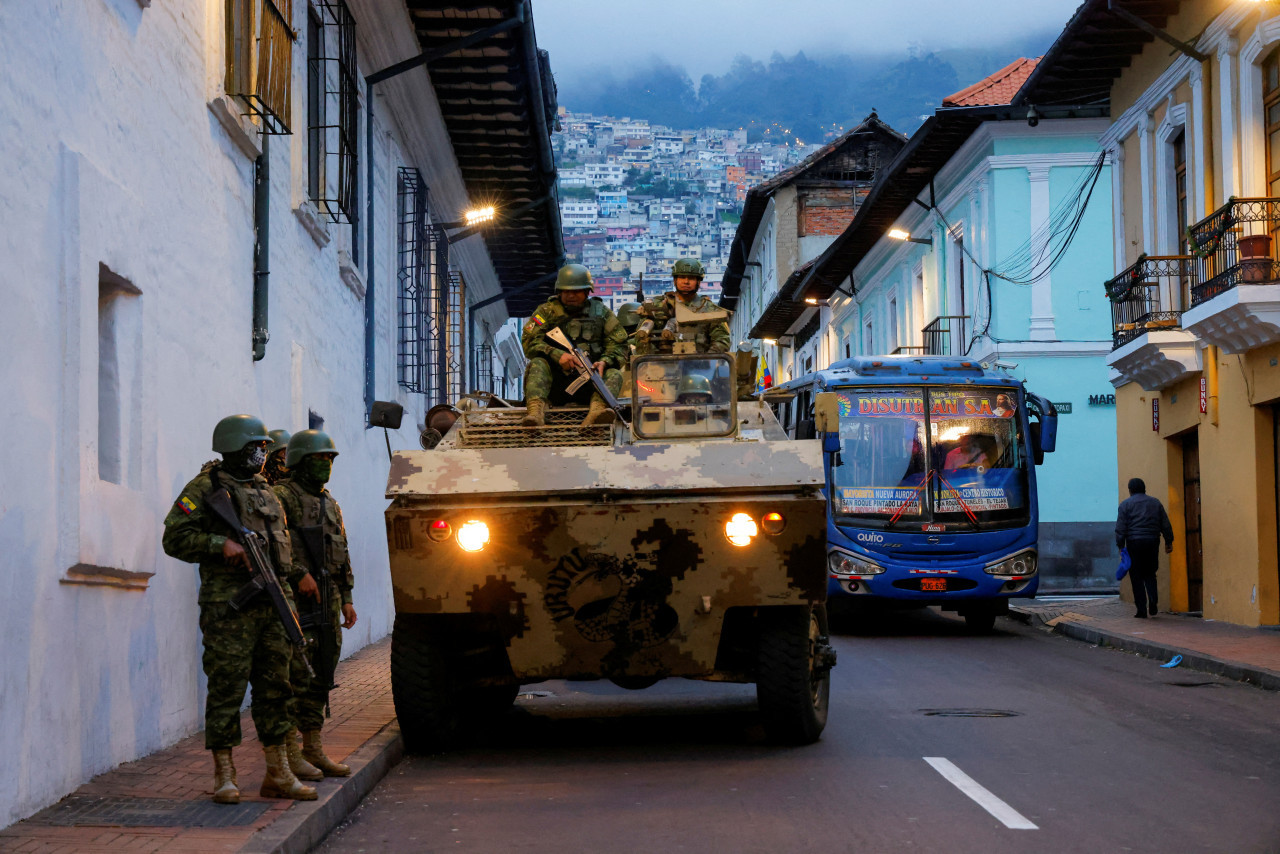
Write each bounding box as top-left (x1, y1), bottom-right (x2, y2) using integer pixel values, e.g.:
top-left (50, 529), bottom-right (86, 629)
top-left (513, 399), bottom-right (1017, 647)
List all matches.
top-left (828, 549), bottom-right (885, 577)
top-left (456, 520), bottom-right (490, 552)
top-left (984, 549), bottom-right (1037, 576)
top-left (725, 512), bottom-right (758, 547)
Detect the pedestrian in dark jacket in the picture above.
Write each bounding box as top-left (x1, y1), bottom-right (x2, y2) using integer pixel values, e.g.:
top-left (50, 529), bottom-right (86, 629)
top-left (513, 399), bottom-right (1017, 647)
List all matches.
top-left (1115, 477), bottom-right (1174, 618)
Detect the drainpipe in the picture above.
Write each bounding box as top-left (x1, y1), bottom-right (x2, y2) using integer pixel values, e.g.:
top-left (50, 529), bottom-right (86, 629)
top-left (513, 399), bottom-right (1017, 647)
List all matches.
top-left (363, 77), bottom-right (374, 414)
top-left (252, 133), bottom-right (270, 361)
top-left (1206, 344), bottom-right (1219, 426)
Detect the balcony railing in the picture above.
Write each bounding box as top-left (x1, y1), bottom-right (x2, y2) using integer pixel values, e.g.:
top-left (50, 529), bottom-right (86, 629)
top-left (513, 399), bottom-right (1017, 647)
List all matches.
top-left (1187, 197), bottom-right (1280, 305)
top-left (922, 316), bottom-right (968, 356)
top-left (891, 345), bottom-right (928, 355)
top-left (1104, 255), bottom-right (1196, 350)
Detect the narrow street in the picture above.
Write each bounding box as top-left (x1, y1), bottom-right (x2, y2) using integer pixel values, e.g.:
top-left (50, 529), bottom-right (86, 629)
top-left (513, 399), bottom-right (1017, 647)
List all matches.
top-left (316, 609), bottom-right (1280, 853)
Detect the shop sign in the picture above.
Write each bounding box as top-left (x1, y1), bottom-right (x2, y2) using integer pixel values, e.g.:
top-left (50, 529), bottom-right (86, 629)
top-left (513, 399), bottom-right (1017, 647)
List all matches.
top-left (1087, 394), bottom-right (1116, 406)
top-left (1200, 377), bottom-right (1207, 414)
top-left (1152, 399), bottom-right (1160, 432)
top-left (1053, 402), bottom-right (1073, 413)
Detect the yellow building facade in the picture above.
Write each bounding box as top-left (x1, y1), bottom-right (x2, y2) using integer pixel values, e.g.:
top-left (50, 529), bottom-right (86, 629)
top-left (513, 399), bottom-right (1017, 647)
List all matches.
top-left (1026, 1), bottom-right (1280, 626)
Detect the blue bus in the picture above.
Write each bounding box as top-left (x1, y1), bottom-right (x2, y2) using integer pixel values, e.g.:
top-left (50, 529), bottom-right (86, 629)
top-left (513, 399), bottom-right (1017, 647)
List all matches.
top-left (770, 356), bottom-right (1058, 631)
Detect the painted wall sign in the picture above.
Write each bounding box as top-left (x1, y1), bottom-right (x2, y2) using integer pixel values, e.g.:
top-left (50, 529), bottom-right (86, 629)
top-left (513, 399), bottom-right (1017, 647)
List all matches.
top-left (1200, 377), bottom-right (1208, 414)
top-left (1053, 402), bottom-right (1073, 413)
top-left (1152, 399), bottom-right (1160, 432)
top-left (1087, 394), bottom-right (1116, 406)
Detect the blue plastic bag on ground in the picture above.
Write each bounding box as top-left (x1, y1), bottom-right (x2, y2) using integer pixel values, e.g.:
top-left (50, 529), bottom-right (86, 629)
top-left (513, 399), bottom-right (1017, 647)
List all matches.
top-left (1116, 547), bottom-right (1131, 581)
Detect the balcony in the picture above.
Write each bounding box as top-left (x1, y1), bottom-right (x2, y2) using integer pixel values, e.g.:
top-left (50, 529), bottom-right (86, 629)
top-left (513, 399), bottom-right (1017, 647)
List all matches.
top-left (891, 345), bottom-right (928, 355)
top-left (1104, 255), bottom-right (1201, 390)
top-left (922, 315), bottom-right (969, 356)
top-left (1183, 198), bottom-right (1280, 353)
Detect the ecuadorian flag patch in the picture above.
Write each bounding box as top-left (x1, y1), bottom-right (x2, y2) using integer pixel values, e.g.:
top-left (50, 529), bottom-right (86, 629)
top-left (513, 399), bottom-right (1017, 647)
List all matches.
top-left (533, 313), bottom-right (546, 326)
top-left (178, 496), bottom-right (197, 515)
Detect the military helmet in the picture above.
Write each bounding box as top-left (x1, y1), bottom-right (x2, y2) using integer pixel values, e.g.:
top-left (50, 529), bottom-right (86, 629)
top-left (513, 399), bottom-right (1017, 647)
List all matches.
top-left (212, 414), bottom-right (271, 454)
top-left (671, 258), bottom-right (705, 280)
top-left (617, 302), bottom-right (643, 330)
top-left (555, 263), bottom-right (594, 291)
top-left (285, 429), bottom-right (340, 468)
top-left (267, 428), bottom-right (292, 456)
top-left (677, 373), bottom-right (713, 400)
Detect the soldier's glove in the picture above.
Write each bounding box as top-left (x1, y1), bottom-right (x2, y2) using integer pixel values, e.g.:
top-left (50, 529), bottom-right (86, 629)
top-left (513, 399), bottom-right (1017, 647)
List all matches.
top-left (660, 320), bottom-right (677, 342)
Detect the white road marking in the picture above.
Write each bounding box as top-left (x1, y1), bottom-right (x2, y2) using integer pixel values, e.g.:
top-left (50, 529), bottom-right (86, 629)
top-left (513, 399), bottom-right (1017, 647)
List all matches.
top-left (923, 757), bottom-right (1039, 830)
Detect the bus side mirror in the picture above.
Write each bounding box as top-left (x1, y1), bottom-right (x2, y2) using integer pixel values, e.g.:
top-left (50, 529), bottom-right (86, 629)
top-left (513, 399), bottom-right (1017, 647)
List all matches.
top-left (1026, 393), bottom-right (1058, 465)
top-left (1029, 423), bottom-right (1045, 466)
top-left (796, 419), bottom-right (816, 440)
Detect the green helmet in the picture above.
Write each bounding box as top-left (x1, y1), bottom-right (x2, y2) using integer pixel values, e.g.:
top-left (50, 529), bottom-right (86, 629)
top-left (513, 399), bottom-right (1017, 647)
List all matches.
top-left (212, 414), bottom-right (271, 454)
top-left (617, 302), bottom-right (643, 330)
top-left (671, 258), bottom-right (705, 280)
top-left (677, 373), bottom-right (713, 400)
top-left (555, 263), bottom-right (594, 291)
top-left (285, 429), bottom-right (340, 468)
top-left (267, 429), bottom-right (291, 456)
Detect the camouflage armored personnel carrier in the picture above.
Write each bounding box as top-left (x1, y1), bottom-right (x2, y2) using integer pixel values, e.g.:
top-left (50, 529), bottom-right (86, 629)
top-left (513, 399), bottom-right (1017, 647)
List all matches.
top-left (384, 348), bottom-right (834, 750)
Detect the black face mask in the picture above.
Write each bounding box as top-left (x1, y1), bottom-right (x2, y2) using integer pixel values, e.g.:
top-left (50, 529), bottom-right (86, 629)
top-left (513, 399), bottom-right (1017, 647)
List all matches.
top-left (223, 444), bottom-right (267, 480)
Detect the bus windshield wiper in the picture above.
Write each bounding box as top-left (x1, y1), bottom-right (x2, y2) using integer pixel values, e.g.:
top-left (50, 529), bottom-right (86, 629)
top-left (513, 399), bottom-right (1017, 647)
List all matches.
top-left (887, 470), bottom-right (932, 529)
top-left (934, 469), bottom-right (981, 530)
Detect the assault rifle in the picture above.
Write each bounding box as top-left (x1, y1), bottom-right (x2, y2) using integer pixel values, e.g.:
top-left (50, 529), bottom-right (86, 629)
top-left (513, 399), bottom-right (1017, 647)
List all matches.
top-left (546, 326), bottom-right (628, 422)
top-left (294, 512), bottom-right (338, 692)
top-left (206, 485), bottom-right (315, 678)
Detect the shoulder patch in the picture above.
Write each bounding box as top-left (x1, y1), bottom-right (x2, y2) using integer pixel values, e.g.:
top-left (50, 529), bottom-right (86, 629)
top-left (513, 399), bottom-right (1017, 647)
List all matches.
top-left (178, 496), bottom-right (198, 515)
top-left (533, 313), bottom-right (546, 326)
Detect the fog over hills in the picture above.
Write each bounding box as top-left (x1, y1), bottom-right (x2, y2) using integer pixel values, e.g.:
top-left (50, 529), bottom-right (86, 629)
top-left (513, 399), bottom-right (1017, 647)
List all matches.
top-left (553, 34), bottom-right (1058, 140)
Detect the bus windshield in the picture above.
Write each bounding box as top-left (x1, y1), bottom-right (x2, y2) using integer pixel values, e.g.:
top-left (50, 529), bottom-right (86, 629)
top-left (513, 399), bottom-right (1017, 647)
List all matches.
top-left (828, 387), bottom-right (1029, 530)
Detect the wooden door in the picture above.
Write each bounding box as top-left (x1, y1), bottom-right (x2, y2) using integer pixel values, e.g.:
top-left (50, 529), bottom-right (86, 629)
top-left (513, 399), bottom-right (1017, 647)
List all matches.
top-left (1182, 432), bottom-right (1203, 612)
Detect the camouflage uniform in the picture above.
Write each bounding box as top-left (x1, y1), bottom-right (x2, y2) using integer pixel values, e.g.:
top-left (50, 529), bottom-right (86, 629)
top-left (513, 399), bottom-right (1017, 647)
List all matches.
top-left (522, 295), bottom-right (627, 405)
top-left (638, 292), bottom-right (732, 355)
top-left (274, 478), bottom-right (354, 731)
top-left (162, 464), bottom-right (300, 750)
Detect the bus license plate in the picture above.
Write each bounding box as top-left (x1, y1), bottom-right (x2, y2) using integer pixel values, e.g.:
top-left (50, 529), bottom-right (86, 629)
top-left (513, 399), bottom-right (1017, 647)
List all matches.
top-left (921, 578), bottom-right (948, 592)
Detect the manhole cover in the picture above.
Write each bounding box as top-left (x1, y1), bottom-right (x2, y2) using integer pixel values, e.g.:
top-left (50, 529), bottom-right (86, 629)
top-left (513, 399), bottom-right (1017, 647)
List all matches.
top-left (918, 709), bottom-right (1021, 718)
top-left (517, 690), bottom-right (554, 700)
top-left (24, 795), bottom-right (272, 828)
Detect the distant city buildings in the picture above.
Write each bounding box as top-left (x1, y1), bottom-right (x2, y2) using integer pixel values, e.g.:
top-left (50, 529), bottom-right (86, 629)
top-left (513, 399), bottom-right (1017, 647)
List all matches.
top-left (553, 108), bottom-right (812, 306)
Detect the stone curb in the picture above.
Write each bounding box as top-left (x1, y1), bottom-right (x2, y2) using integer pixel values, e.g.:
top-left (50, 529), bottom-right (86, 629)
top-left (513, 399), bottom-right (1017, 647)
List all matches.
top-left (238, 722), bottom-right (403, 854)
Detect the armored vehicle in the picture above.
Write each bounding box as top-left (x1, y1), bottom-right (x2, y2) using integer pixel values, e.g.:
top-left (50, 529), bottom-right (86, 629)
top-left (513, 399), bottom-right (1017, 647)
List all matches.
top-left (384, 349), bottom-right (834, 750)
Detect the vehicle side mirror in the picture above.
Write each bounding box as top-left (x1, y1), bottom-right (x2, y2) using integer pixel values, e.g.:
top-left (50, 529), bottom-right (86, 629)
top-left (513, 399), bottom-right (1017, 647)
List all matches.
top-left (1029, 422), bottom-right (1045, 466)
top-left (370, 400), bottom-right (405, 429)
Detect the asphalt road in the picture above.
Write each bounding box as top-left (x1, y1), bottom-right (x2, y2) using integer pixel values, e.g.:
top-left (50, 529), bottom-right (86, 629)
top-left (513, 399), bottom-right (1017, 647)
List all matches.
top-left (315, 608), bottom-right (1280, 853)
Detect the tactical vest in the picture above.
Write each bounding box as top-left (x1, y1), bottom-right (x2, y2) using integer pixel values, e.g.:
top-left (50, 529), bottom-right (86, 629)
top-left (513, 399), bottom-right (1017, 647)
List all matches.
top-left (195, 469), bottom-right (292, 604)
top-left (560, 299), bottom-right (608, 360)
top-left (278, 480), bottom-right (349, 581)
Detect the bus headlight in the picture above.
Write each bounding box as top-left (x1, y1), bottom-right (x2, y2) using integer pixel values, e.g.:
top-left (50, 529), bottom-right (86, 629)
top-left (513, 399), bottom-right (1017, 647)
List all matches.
top-left (984, 549), bottom-right (1037, 576)
top-left (725, 512), bottom-right (758, 547)
top-left (456, 520), bottom-right (490, 552)
top-left (828, 549), bottom-right (885, 577)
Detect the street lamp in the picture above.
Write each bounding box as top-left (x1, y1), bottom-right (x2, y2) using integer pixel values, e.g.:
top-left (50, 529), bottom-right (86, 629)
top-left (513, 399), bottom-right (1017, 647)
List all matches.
top-left (887, 227), bottom-right (933, 246)
top-left (464, 205), bottom-right (495, 227)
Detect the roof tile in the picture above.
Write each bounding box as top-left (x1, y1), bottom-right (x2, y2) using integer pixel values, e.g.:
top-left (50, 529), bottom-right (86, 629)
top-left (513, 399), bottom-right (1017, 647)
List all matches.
top-left (942, 57), bottom-right (1040, 108)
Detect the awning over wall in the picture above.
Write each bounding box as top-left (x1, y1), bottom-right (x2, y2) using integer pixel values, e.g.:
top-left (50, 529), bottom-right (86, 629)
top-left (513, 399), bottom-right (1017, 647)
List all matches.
top-left (406, 0), bottom-right (564, 316)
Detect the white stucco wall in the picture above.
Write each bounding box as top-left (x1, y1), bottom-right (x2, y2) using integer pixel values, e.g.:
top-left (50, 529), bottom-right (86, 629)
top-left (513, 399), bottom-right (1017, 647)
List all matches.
top-left (0, 0), bottom-right (507, 826)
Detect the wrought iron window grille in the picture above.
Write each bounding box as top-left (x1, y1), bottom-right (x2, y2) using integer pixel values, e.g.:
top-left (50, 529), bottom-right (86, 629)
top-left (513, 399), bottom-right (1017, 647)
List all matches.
top-left (446, 269), bottom-right (466, 403)
top-left (224, 0), bottom-right (295, 135)
top-left (396, 168), bottom-right (440, 397)
top-left (474, 344), bottom-right (494, 393)
top-left (1104, 255), bottom-right (1196, 350)
top-left (922, 315), bottom-right (969, 356)
top-left (1186, 198), bottom-right (1280, 306)
top-left (307, 0), bottom-right (358, 222)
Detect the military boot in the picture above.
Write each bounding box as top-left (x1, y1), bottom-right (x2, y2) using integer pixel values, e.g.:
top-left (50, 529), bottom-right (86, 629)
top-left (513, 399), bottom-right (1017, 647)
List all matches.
top-left (285, 728), bottom-right (323, 782)
top-left (260, 743), bottom-right (318, 800)
top-left (302, 729), bottom-right (351, 777)
top-left (521, 398), bottom-right (547, 427)
top-left (211, 749), bottom-right (240, 804)
top-left (581, 394), bottom-right (615, 426)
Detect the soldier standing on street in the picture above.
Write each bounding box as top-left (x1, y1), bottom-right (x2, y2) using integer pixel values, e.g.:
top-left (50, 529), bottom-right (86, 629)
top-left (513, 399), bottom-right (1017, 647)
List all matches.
top-left (162, 415), bottom-right (317, 805)
top-left (263, 428), bottom-right (291, 485)
top-left (521, 263), bottom-right (627, 427)
top-left (637, 259), bottom-right (731, 355)
top-left (274, 429), bottom-right (358, 779)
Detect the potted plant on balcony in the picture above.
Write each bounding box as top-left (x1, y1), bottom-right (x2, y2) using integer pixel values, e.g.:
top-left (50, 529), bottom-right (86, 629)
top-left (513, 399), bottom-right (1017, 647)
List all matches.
top-left (1238, 232), bottom-right (1274, 283)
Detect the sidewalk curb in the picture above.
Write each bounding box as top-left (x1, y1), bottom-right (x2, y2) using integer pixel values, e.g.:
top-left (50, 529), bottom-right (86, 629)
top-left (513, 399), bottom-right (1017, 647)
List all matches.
top-left (239, 722), bottom-right (403, 854)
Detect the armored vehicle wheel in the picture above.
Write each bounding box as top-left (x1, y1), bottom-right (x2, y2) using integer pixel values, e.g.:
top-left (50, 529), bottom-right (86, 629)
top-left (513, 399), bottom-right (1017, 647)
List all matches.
top-left (756, 605), bottom-right (832, 745)
top-left (390, 617), bottom-right (461, 753)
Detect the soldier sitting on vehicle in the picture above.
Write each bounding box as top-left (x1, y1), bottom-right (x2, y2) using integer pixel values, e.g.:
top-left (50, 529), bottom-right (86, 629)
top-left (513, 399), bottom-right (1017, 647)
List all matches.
top-left (521, 264), bottom-right (628, 427)
top-left (636, 259), bottom-right (731, 355)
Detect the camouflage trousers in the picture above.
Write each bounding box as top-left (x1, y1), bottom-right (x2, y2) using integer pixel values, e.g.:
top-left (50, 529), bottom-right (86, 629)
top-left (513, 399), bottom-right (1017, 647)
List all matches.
top-left (524, 355), bottom-right (622, 406)
top-left (289, 589), bottom-right (343, 732)
top-left (199, 600), bottom-right (293, 749)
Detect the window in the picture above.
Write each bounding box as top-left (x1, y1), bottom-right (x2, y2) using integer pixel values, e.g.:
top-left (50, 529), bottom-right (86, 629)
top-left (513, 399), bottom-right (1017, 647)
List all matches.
top-left (888, 295), bottom-right (899, 352)
top-left (307, 0), bottom-right (358, 222)
top-left (224, 0), bottom-right (295, 134)
top-left (1266, 47), bottom-right (1280, 198)
top-left (98, 266), bottom-right (142, 487)
top-left (863, 318), bottom-right (874, 355)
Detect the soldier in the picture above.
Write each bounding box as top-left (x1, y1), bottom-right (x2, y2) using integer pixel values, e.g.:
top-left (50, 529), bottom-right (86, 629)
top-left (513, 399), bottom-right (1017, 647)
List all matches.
top-left (616, 302), bottom-right (643, 338)
top-left (162, 415), bottom-right (317, 805)
top-left (274, 429), bottom-right (358, 780)
top-left (521, 263), bottom-right (627, 427)
top-left (637, 258), bottom-right (731, 355)
top-left (263, 428), bottom-right (291, 485)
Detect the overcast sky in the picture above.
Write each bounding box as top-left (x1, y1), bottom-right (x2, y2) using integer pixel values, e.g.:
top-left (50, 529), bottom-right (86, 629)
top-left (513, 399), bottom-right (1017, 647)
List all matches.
top-left (533, 0), bottom-right (1083, 83)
